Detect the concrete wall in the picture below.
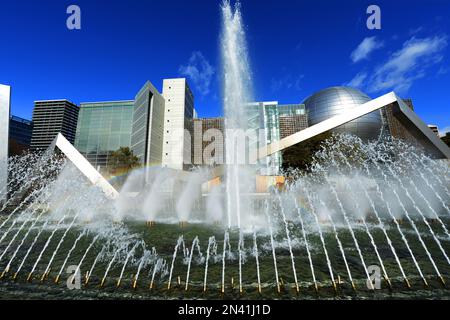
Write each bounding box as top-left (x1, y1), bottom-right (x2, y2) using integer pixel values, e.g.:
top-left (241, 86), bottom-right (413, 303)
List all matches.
top-left (0, 84), bottom-right (11, 202)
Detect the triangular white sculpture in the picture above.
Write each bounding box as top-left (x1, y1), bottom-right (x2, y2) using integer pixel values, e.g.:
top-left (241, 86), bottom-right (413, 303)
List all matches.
top-left (53, 133), bottom-right (119, 200)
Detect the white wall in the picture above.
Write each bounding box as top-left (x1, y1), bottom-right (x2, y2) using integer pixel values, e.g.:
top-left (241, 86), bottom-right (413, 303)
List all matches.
top-left (0, 84), bottom-right (11, 202)
top-left (162, 79), bottom-right (193, 170)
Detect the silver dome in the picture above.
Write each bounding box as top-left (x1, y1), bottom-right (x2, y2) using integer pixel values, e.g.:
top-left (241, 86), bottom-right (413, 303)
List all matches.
top-left (303, 87), bottom-right (383, 141)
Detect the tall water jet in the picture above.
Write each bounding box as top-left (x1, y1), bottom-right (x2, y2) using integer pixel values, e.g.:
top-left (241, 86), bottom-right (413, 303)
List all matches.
top-left (276, 192), bottom-right (300, 293)
top-left (117, 241), bottom-right (141, 288)
top-left (185, 236), bottom-right (202, 291)
top-left (252, 230), bottom-right (262, 294)
top-left (203, 236), bottom-right (216, 292)
top-left (265, 201), bottom-right (280, 293)
top-left (167, 236), bottom-right (185, 290)
top-left (221, 0), bottom-right (254, 229)
top-left (55, 230), bottom-right (87, 284)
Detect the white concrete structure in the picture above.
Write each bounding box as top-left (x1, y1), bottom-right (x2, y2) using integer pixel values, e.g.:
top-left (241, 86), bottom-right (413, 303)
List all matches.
top-left (54, 133), bottom-right (119, 200)
top-left (162, 78), bottom-right (194, 170)
top-left (253, 92), bottom-right (450, 161)
top-left (0, 84), bottom-right (11, 203)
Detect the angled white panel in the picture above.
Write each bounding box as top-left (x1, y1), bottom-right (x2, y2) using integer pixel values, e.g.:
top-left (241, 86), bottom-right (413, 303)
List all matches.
top-left (392, 94), bottom-right (450, 159)
top-left (253, 92), bottom-right (398, 162)
top-left (54, 133), bottom-right (119, 200)
top-left (0, 85), bottom-right (11, 202)
top-left (252, 91), bottom-right (450, 161)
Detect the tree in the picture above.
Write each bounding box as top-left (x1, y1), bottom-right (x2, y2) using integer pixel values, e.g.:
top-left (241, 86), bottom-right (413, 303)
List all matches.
top-left (281, 131), bottom-right (332, 172)
top-left (108, 147), bottom-right (140, 175)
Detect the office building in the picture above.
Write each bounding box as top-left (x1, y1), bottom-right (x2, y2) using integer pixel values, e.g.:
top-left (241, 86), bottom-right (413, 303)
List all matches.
top-left (427, 125), bottom-right (440, 137)
top-left (246, 101), bottom-right (307, 175)
top-left (30, 100), bottom-right (79, 150)
top-left (75, 100), bottom-right (134, 171)
top-left (131, 81), bottom-right (165, 167)
top-left (0, 84), bottom-right (11, 202)
top-left (191, 117), bottom-right (225, 166)
top-left (162, 78), bottom-right (195, 170)
top-left (9, 116), bottom-right (33, 155)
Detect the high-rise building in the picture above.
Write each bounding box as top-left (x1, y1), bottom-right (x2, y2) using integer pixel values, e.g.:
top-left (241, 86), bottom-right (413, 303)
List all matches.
top-left (0, 84), bottom-right (11, 202)
top-left (246, 101), bottom-right (307, 175)
top-left (191, 117), bottom-right (225, 166)
top-left (75, 100), bottom-right (134, 171)
top-left (162, 78), bottom-right (195, 170)
top-left (131, 81), bottom-right (165, 167)
top-left (9, 116), bottom-right (33, 155)
top-left (30, 100), bottom-right (79, 150)
top-left (278, 104), bottom-right (308, 139)
top-left (427, 125), bottom-right (440, 137)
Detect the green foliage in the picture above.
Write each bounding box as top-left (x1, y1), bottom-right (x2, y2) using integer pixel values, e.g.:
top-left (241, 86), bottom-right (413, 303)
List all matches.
top-left (108, 147), bottom-right (140, 174)
top-left (281, 131), bottom-right (332, 172)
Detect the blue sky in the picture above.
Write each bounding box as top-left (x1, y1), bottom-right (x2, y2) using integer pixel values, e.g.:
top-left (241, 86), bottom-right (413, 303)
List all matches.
top-left (1, 0), bottom-right (449, 133)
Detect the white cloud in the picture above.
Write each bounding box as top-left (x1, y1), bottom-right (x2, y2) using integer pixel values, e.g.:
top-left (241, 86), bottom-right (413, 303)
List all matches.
top-left (368, 35), bottom-right (447, 94)
top-left (439, 126), bottom-right (450, 137)
top-left (344, 72), bottom-right (368, 88)
top-left (179, 51), bottom-right (215, 96)
top-left (351, 36), bottom-right (384, 63)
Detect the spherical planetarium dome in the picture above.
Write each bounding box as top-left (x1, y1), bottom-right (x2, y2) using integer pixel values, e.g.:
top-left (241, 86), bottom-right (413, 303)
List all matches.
top-left (303, 86), bottom-right (383, 141)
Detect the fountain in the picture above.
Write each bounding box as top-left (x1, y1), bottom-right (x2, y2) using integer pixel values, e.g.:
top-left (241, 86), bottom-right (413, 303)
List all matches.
top-left (0, 0), bottom-right (449, 301)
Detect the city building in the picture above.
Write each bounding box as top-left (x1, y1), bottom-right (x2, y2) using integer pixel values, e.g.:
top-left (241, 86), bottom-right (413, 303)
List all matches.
top-left (303, 87), bottom-right (383, 141)
top-left (30, 100), bottom-right (79, 150)
top-left (75, 100), bottom-right (134, 171)
top-left (191, 117), bottom-right (225, 166)
top-left (256, 91), bottom-right (450, 162)
top-left (131, 81), bottom-right (165, 168)
top-left (427, 125), bottom-right (440, 137)
top-left (278, 104), bottom-right (309, 139)
top-left (246, 101), bottom-right (307, 174)
top-left (162, 78), bottom-right (195, 170)
top-left (9, 115), bottom-right (33, 155)
top-left (0, 84), bottom-right (11, 202)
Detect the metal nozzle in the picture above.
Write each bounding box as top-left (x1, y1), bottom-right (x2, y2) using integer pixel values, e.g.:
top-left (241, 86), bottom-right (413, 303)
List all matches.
top-left (28, 272), bottom-right (34, 282)
top-left (332, 280), bottom-right (337, 293)
top-left (404, 278), bottom-right (412, 289)
top-left (351, 281), bottom-right (357, 291)
top-left (116, 279), bottom-right (121, 288)
top-left (55, 275), bottom-right (60, 284)
top-left (100, 278), bottom-right (105, 288)
top-left (422, 278), bottom-right (429, 288)
top-left (439, 275), bottom-right (446, 287)
top-left (384, 277), bottom-right (392, 290)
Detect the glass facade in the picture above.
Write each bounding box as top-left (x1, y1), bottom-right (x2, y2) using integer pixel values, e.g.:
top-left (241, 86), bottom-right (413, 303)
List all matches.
top-left (246, 102), bottom-right (307, 175)
top-left (75, 101), bottom-right (134, 170)
top-left (9, 115), bottom-right (33, 147)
